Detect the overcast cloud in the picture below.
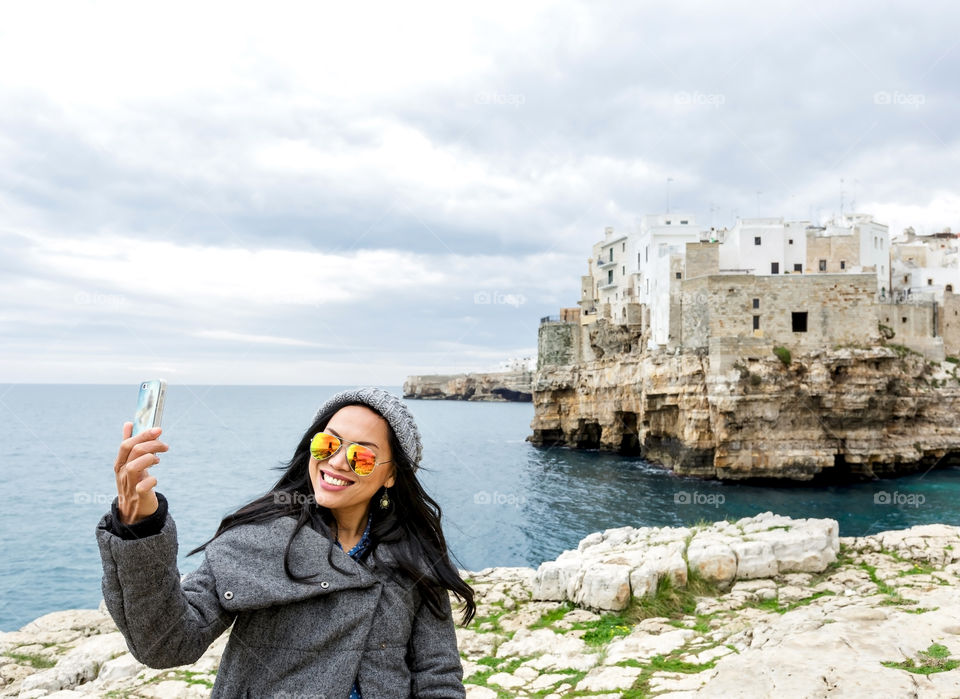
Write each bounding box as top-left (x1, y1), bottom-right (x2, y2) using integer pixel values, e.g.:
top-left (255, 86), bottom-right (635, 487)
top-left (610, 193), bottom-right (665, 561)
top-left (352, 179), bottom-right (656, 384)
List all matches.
top-left (1, 0), bottom-right (958, 384)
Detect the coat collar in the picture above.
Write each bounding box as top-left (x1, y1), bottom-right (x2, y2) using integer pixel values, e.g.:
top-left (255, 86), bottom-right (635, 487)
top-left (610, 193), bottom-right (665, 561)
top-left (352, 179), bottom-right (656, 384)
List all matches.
top-left (204, 515), bottom-right (389, 611)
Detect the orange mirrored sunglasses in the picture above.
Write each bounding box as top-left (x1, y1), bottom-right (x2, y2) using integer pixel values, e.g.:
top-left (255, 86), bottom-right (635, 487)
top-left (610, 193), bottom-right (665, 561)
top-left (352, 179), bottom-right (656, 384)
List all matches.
top-left (309, 431), bottom-right (392, 477)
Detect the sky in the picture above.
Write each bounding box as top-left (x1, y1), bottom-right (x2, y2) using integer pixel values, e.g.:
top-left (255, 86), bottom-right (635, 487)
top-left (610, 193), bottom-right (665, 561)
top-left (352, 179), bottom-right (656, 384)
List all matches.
top-left (1, 1), bottom-right (958, 385)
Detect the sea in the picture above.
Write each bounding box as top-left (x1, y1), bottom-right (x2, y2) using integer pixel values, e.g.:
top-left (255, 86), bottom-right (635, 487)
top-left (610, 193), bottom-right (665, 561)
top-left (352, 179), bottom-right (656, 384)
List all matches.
top-left (1, 383), bottom-right (958, 631)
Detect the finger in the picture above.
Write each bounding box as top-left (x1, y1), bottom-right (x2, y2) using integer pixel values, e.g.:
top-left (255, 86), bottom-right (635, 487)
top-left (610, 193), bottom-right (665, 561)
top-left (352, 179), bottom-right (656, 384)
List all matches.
top-left (122, 422), bottom-right (132, 439)
top-left (115, 427), bottom-right (163, 471)
top-left (128, 440), bottom-right (170, 460)
top-left (136, 476), bottom-right (158, 494)
top-left (121, 453), bottom-right (161, 478)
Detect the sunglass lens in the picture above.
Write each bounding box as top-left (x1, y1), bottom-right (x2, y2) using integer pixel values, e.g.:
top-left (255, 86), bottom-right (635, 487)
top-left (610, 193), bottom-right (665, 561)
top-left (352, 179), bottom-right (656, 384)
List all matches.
top-left (311, 432), bottom-right (340, 460)
top-left (347, 444), bottom-right (377, 476)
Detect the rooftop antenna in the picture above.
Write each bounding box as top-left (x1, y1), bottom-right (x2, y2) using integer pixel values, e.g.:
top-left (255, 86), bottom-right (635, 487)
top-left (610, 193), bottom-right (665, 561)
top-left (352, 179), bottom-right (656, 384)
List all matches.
top-left (666, 177), bottom-right (674, 214)
top-left (840, 177), bottom-right (845, 219)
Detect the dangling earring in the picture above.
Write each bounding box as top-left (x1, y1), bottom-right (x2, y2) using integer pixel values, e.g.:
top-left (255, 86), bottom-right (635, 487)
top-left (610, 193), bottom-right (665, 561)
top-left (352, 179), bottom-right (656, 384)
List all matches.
top-left (379, 487), bottom-right (391, 510)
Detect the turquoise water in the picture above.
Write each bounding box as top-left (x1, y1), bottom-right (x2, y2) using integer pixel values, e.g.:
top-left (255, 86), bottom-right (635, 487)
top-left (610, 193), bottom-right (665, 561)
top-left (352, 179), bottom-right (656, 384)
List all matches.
top-left (0, 383), bottom-right (958, 631)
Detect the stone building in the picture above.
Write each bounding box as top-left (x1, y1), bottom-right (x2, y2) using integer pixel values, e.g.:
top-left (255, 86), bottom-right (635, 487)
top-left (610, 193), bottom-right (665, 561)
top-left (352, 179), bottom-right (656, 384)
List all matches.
top-left (680, 242), bottom-right (880, 359)
top-left (805, 213), bottom-right (890, 293)
top-left (890, 229), bottom-right (958, 301)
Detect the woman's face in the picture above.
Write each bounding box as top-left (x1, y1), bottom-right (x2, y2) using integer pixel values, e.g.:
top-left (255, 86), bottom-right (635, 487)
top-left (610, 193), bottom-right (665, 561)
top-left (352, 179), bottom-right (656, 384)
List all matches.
top-left (308, 405), bottom-right (396, 513)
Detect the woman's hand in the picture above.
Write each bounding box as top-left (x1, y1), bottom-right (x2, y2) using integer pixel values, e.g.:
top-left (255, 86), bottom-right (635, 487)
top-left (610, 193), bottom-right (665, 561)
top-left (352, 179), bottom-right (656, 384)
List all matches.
top-left (114, 422), bottom-right (169, 526)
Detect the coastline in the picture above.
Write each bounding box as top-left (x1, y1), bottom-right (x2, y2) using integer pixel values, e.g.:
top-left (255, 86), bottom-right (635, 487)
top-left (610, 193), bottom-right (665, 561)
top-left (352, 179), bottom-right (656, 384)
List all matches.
top-left (4, 513), bottom-right (960, 697)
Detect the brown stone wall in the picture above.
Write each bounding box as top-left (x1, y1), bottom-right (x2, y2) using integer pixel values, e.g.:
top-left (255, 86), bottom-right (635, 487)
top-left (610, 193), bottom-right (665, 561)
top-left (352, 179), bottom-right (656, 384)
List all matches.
top-left (807, 231), bottom-right (861, 273)
top-left (685, 241), bottom-right (720, 278)
top-left (941, 291), bottom-right (960, 357)
top-left (681, 273), bottom-right (878, 350)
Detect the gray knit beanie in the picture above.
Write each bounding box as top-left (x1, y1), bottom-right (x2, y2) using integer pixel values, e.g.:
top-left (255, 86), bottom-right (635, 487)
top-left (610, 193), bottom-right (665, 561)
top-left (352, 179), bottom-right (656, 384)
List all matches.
top-left (313, 387), bottom-right (422, 471)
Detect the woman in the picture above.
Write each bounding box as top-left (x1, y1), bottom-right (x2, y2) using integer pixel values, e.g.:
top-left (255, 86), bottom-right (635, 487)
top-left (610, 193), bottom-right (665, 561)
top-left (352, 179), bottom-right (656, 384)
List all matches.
top-left (96, 386), bottom-right (475, 698)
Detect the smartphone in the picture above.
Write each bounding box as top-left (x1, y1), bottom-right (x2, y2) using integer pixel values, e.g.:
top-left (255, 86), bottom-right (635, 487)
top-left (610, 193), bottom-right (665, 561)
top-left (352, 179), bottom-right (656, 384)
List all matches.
top-left (132, 379), bottom-right (167, 437)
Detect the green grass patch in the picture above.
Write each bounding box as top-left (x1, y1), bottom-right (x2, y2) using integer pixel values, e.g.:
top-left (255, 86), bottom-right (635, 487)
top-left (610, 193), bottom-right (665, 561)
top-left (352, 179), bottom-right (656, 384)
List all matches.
top-left (773, 346), bottom-right (791, 366)
top-left (570, 612), bottom-right (633, 646)
top-left (468, 600), bottom-right (513, 638)
top-left (2, 651), bottom-right (56, 669)
top-left (888, 343), bottom-right (923, 358)
top-left (898, 562), bottom-right (935, 576)
top-left (529, 600), bottom-right (574, 631)
top-left (860, 562), bottom-right (897, 596)
top-left (883, 643), bottom-right (960, 675)
top-left (630, 571), bottom-right (722, 622)
top-left (747, 590), bottom-right (836, 615)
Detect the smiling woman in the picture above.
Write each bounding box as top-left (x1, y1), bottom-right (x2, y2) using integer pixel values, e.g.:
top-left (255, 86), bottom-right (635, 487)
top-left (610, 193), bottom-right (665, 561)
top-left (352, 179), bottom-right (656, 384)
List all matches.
top-left (95, 386), bottom-right (474, 698)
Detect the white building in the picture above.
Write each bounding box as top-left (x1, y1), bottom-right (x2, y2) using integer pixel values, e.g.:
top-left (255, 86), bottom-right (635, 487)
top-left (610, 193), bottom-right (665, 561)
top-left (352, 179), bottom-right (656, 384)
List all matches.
top-left (582, 226), bottom-right (631, 319)
top-left (890, 229), bottom-right (959, 301)
top-left (578, 211), bottom-right (895, 351)
top-left (717, 217), bottom-right (810, 276)
top-left (805, 213), bottom-right (890, 293)
top-left (634, 214), bottom-right (703, 347)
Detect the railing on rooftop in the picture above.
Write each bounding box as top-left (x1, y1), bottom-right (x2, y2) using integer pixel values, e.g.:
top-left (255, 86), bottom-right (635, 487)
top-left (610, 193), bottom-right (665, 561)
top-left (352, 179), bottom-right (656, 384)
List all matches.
top-left (540, 315), bottom-right (562, 323)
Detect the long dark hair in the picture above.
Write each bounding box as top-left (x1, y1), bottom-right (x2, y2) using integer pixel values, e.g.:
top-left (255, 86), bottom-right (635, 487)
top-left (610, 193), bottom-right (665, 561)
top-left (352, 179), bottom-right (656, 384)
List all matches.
top-left (187, 401), bottom-right (476, 626)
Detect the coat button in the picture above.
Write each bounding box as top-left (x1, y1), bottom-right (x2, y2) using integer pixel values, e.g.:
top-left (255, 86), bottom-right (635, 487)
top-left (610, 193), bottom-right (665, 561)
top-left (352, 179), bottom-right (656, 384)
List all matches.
top-left (223, 590), bottom-right (233, 600)
top-left (380, 642), bottom-right (386, 649)
top-left (320, 581), bottom-right (329, 589)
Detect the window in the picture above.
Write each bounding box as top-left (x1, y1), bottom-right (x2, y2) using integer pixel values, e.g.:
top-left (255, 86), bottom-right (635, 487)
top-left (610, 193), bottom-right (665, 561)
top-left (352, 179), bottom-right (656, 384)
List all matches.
top-left (638, 253), bottom-right (642, 266)
top-left (840, 260), bottom-right (845, 270)
top-left (948, 284), bottom-right (954, 292)
top-left (928, 279), bottom-right (933, 286)
top-left (752, 298), bottom-right (760, 309)
top-left (754, 236), bottom-right (761, 245)
top-left (788, 239), bottom-right (794, 245)
top-left (680, 219), bottom-right (689, 224)
top-left (819, 259), bottom-right (827, 272)
top-left (665, 219), bottom-right (671, 225)
top-left (645, 246), bottom-right (649, 263)
top-left (622, 266), bottom-right (625, 275)
top-left (753, 315), bottom-right (760, 330)
top-left (771, 262), bottom-right (779, 274)
top-left (792, 312), bottom-right (808, 332)
top-left (901, 317), bottom-right (907, 323)
top-left (608, 270), bottom-right (613, 284)
top-left (622, 242), bottom-right (626, 251)
top-left (903, 275), bottom-right (909, 283)
top-left (794, 263), bottom-right (802, 272)
top-left (675, 272), bottom-right (682, 279)
top-left (609, 248), bottom-right (613, 262)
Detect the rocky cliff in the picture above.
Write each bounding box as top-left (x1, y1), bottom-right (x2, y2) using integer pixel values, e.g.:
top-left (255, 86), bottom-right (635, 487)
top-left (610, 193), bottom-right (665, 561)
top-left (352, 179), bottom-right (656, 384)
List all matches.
top-left (529, 345), bottom-right (960, 480)
top-left (404, 371), bottom-right (533, 402)
top-left (6, 515), bottom-right (960, 698)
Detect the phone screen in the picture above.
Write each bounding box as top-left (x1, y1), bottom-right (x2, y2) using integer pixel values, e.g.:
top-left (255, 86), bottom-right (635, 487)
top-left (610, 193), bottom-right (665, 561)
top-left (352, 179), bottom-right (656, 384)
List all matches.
top-left (132, 379), bottom-right (167, 437)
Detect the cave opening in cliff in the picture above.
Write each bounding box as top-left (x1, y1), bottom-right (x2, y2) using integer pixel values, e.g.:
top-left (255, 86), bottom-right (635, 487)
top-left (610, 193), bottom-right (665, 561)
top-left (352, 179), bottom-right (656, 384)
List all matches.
top-left (572, 419), bottom-right (603, 449)
top-left (615, 411), bottom-right (641, 454)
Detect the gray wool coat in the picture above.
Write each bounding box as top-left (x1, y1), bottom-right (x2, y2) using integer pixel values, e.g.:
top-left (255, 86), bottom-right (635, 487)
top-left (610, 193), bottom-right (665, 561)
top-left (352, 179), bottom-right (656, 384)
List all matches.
top-left (95, 508), bottom-right (466, 698)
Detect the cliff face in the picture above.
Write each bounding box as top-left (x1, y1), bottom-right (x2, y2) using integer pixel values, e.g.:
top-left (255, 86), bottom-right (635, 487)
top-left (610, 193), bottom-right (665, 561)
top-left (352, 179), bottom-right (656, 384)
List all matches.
top-left (529, 346), bottom-right (960, 480)
top-left (403, 370), bottom-right (533, 402)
